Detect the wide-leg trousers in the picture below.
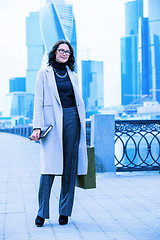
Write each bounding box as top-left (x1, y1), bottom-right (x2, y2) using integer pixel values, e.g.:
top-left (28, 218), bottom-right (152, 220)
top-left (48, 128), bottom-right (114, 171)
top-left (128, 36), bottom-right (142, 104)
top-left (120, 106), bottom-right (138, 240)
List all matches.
top-left (37, 106), bottom-right (80, 219)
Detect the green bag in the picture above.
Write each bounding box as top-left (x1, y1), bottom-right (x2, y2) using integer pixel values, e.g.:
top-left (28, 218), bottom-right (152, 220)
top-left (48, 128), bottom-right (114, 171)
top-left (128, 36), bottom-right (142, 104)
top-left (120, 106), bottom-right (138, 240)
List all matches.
top-left (76, 146), bottom-right (96, 189)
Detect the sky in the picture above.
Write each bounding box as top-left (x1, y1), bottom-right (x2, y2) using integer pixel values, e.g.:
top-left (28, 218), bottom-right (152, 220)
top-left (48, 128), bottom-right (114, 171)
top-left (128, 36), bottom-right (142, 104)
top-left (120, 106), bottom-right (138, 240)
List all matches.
top-left (0, 0), bottom-right (147, 112)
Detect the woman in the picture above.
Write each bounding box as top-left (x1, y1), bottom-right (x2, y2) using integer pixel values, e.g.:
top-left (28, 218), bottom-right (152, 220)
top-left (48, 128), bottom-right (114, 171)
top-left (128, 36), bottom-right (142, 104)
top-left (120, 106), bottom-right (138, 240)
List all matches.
top-left (30, 39), bottom-right (88, 227)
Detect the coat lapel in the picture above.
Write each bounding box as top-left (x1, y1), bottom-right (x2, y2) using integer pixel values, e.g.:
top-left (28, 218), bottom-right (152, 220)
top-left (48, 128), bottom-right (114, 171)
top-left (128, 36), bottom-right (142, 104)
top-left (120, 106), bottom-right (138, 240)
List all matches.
top-left (45, 66), bottom-right (61, 105)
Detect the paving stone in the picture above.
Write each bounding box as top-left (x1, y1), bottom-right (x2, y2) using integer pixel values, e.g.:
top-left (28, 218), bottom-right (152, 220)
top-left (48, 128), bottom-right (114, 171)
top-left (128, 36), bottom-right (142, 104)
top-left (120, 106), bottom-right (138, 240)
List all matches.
top-left (0, 132), bottom-right (160, 240)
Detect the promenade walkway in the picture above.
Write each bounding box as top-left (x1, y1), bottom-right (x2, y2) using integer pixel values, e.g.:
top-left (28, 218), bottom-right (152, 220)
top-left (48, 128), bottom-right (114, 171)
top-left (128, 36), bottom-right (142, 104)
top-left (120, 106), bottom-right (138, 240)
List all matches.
top-left (0, 132), bottom-right (160, 240)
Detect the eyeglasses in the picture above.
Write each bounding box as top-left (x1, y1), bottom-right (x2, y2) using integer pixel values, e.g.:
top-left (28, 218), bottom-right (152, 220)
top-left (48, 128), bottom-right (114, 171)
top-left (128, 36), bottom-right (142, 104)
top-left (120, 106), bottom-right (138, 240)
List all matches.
top-left (57, 48), bottom-right (71, 56)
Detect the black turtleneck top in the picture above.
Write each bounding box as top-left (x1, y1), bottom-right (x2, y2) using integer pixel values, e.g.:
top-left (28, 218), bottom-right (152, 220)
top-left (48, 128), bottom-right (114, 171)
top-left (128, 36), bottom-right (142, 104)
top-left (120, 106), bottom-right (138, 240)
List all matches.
top-left (52, 61), bottom-right (76, 108)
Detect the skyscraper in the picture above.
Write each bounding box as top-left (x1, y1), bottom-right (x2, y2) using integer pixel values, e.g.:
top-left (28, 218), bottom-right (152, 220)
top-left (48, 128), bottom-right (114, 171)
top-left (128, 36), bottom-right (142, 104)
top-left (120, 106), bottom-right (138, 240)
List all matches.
top-left (121, 0), bottom-right (151, 105)
top-left (2, 92), bottom-right (34, 119)
top-left (125, 0), bottom-right (143, 35)
top-left (121, 0), bottom-right (142, 105)
top-left (9, 77), bottom-right (26, 93)
top-left (3, 78), bottom-right (34, 119)
top-left (39, 0), bottom-right (77, 73)
top-left (148, 0), bottom-right (160, 102)
top-left (82, 60), bottom-right (104, 118)
top-left (40, 0), bottom-right (77, 64)
top-left (26, 12), bottom-right (44, 94)
top-left (138, 17), bottom-right (152, 98)
top-left (121, 34), bottom-right (138, 105)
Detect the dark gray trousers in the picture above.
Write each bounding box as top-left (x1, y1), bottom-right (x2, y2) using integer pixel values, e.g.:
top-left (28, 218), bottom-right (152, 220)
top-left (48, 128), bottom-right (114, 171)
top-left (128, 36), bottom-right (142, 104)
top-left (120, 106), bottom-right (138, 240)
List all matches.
top-left (37, 106), bottom-right (80, 219)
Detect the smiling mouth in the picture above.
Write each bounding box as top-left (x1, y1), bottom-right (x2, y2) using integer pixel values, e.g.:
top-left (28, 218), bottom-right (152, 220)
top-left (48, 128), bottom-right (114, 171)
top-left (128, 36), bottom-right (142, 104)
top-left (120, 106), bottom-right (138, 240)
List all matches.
top-left (61, 56), bottom-right (67, 60)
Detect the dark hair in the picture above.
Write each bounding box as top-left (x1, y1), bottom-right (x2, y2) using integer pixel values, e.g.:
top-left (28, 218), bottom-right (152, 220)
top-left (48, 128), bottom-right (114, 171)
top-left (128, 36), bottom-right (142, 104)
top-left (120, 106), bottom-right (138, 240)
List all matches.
top-left (48, 39), bottom-right (75, 71)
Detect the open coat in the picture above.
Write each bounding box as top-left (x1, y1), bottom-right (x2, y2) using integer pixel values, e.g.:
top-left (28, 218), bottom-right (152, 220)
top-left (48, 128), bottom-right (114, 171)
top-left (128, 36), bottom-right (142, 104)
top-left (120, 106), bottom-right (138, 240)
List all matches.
top-left (33, 66), bottom-right (88, 175)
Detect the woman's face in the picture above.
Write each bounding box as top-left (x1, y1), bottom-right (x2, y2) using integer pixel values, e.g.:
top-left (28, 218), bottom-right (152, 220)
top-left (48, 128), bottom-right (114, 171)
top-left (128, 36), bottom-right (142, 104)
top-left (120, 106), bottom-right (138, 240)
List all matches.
top-left (55, 43), bottom-right (71, 63)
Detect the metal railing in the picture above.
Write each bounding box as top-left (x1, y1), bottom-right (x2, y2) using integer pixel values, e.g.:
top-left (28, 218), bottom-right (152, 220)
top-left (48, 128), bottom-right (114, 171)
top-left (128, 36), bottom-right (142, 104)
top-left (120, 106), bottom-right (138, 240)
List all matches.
top-left (0, 126), bottom-right (33, 138)
top-left (1, 119), bottom-right (160, 172)
top-left (84, 119), bottom-right (160, 171)
top-left (115, 120), bottom-right (160, 171)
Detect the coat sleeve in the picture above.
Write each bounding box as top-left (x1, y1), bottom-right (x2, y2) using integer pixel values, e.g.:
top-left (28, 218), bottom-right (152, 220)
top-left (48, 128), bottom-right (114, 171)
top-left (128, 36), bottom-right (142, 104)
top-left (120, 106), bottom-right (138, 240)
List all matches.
top-left (33, 69), bottom-right (45, 129)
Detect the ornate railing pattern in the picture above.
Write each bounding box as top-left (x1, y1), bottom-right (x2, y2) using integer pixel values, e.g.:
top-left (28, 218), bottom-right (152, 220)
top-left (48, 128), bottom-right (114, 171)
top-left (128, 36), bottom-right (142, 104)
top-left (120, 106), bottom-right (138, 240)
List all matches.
top-left (115, 120), bottom-right (160, 171)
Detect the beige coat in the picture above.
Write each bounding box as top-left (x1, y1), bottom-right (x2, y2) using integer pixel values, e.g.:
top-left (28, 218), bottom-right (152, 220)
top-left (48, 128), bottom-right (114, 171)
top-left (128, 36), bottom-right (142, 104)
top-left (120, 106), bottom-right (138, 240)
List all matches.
top-left (33, 66), bottom-right (88, 175)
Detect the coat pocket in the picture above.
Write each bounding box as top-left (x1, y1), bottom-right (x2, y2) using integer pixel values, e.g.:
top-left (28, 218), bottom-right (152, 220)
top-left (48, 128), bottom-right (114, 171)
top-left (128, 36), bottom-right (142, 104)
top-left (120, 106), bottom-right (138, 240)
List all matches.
top-left (43, 105), bottom-right (55, 126)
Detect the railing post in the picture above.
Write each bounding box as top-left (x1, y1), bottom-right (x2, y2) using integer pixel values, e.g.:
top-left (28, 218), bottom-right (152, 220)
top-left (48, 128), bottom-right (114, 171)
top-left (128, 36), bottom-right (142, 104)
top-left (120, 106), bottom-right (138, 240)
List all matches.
top-left (91, 114), bottom-right (116, 173)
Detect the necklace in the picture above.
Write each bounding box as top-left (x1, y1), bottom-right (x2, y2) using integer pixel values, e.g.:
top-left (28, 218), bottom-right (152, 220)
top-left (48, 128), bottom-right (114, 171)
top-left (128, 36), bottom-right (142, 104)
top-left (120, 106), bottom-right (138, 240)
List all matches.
top-left (53, 68), bottom-right (67, 79)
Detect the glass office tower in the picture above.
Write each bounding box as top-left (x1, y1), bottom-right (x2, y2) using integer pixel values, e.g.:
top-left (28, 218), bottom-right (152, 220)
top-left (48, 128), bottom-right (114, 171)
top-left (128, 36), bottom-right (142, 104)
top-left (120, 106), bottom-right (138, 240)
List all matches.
top-left (3, 77), bottom-right (34, 120)
top-left (82, 60), bottom-right (104, 118)
top-left (3, 92), bottom-right (34, 118)
top-left (26, 12), bottom-right (44, 94)
top-left (138, 17), bottom-right (152, 98)
top-left (121, 35), bottom-right (138, 105)
top-left (40, 0), bottom-right (77, 68)
top-left (121, 0), bottom-right (143, 105)
top-left (9, 77), bottom-right (26, 93)
top-left (148, 0), bottom-right (160, 102)
top-left (121, 0), bottom-right (151, 105)
top-left (125, 0), bottom-right (143, 35)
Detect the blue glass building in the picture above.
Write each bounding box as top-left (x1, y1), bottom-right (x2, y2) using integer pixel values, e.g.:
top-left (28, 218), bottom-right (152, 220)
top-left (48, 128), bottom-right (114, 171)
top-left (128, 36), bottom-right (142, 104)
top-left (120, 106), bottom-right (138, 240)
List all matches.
top-left (3, 92), bottom-right (34, 118)
top-left (148, 0), bottom-right (160, 102)
top-left (82, 60), bottom-right (104, 118)
top-left (121, 0), bottom-right (142, 105)
top-left (125, 0), bottom-right (143, 35)
top-left (3, 77), bottom-right (34, 120)
top-left (138, 17), bottom-right (152, 98)
top-left (40, 0), bottom-right (77, 67)
top-left (9, 77), bottom-right (26, 93)
top-left (121, 0), bottom-right (152, 105)
top-left (26, 12), bottom-right (44, 94)
top-left (121, 35), bottom-right (138, 105)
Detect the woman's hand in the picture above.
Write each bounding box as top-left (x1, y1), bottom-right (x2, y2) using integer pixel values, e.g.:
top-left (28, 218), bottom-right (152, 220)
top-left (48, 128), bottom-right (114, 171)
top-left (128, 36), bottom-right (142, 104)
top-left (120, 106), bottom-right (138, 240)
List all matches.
top-left (30, 129), bottom-right (41, 141)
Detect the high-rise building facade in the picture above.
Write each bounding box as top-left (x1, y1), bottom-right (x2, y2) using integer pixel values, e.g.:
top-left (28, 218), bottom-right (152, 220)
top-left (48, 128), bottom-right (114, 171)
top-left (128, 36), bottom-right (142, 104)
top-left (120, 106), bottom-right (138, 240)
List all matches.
top-left (121, 0), bottom-right (142, 105)
top-left (3, 92), bottom-right (34, 118)
top-left (125, 0), bottom-right (143, 36)
top-left (26, 12), bottom-right (44, 94)
top-left (26, 0), bottom-right (77, 95)
top-left (40, 0), bottom-right (77, 66)
top-left (121, 0), bottom-right (152, 105)
top-left (9, 77), bottom-right (26, 93)
top-left (82, 60), bottom-right (104, 118)
top-left (3, 78), bottom-right (34, 119)
top-left (138, 17), bottom-right (152, 98)
top-left (148, 0), bottom-right (160, 102)
top-left (121, 35), bottom-right (138, 105)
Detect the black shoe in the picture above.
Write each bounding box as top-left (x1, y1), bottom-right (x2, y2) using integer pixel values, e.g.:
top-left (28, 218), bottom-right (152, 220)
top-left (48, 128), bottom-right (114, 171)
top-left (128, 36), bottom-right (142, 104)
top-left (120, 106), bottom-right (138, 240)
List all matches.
top-left (35, 215), bottom-right (45, 227)
top-left (59, 215), bottom-right (68, 225)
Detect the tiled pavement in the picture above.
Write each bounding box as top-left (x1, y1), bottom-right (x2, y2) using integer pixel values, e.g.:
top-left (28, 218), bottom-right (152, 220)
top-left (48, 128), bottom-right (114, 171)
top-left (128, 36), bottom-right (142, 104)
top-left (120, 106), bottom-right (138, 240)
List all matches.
top-left (0, 132), bottom-right (160, 240)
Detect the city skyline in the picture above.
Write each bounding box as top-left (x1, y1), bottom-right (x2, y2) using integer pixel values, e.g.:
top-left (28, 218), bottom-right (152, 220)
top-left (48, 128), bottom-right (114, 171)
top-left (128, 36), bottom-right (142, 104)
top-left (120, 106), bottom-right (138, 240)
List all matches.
top-left (121, 0), bottom-right (160, 106)
top-left (0, 0), bottom-right (148, 112)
